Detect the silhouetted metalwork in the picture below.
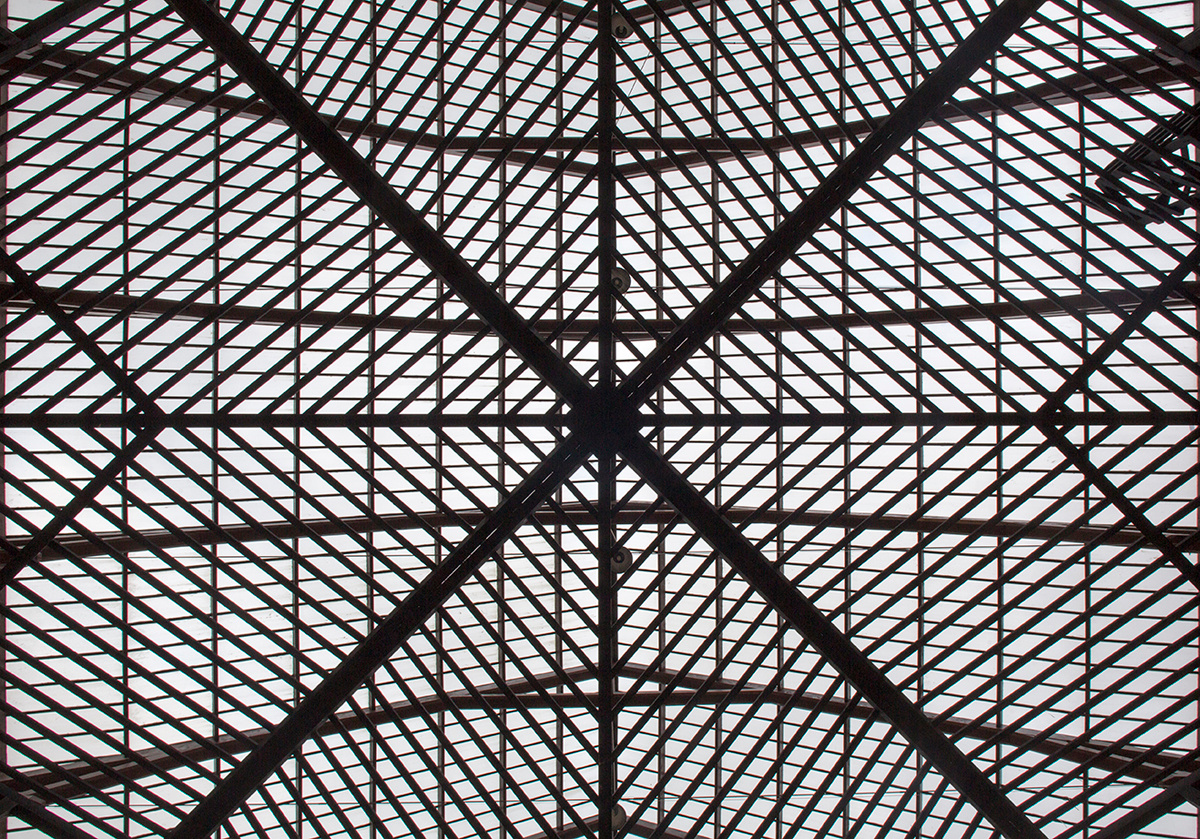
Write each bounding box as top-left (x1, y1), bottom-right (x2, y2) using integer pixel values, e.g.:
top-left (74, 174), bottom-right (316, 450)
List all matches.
top-left (1, 0), bottom-right (1198, 838)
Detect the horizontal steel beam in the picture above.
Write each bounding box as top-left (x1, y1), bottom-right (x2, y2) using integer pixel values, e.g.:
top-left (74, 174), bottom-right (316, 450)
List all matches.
top-left (19, 665), bottom-right (1190, 803)
top-left (3, 48), bottom-right (594, 178)
top-left (618, 433), bottom-right (1048, 839)
top-left (6, 48), bottom-right (1187, 180)
top-left (3, 410), bottom-right (1198, 430)
top-left (4, 47), bottom-right (594, 176)
top-left (1088, 768), bottom-right (1200, 839)
top-left (5, 280), bottom-right (1194, 341)
top-left (626, 669), bottom-right (1198, 786)
top-left (17, 499), bottom-right (1188, 567)
top-left (615, 51), bottom-right (1200, 177)
top-left (14, 666), bottom-right (594, 801)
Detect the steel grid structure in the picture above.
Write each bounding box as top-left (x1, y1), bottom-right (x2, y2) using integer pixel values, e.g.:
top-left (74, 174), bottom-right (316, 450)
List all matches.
top-left (0, 0), bottom-right (1198, 838)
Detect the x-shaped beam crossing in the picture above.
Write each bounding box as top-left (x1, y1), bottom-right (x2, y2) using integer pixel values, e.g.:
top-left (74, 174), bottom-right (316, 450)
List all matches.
top-left (152, 1), bottom-right (1048, 837)
top-left (12, 0), bottom-right (1199, 837)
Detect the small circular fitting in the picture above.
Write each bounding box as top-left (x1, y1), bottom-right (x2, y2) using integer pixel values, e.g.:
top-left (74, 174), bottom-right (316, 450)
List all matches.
top-left (611, 546), bottom-right (633, 573)
top-left (611, 267), bottom-right (631, 294)
top-left (612, 14), bottom-right (632, 39)
top-left (612, 804), bottom-right (628, 830)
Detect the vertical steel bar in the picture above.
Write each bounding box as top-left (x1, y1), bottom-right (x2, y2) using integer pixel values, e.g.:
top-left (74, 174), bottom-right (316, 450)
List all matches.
top-left (0, 3), bottom-right (6, 829)
top-left (170, 438), bottom-right (590, 839)
top-left (162, 0), bottom-right (593, 410)
top-left (617, 433), bottom-right (1048, 839)
top-left (619, 0), bottom-right (1048, 406)
top-left (597, 0), bottom-right (616, 836)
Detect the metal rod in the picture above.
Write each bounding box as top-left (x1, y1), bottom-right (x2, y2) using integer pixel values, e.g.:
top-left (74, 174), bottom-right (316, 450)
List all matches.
top-left (617, 433), bottom-right (1048, 839)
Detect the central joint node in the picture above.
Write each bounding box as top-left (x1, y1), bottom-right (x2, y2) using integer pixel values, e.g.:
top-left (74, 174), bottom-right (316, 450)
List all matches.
top-left (569, 384), bottom-right (641, 456)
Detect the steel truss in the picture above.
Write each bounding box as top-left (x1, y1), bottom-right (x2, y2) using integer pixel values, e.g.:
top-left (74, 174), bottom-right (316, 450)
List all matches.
top-left (0, 1), bottom-right (1198, 839)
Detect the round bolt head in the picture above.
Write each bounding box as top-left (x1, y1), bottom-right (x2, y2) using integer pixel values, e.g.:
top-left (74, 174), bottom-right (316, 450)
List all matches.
top-left (611, 546), bottom-right (633, 573)
top-left (612, 14), bottom-right (632, 39)
top-left (611, 267), bottom-right (631, 294)
top-left (612, 804), bottom-right (628, 830)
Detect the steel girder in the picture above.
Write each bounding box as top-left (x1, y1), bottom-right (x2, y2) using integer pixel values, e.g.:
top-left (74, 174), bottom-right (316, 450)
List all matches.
top-left (2, 0), bottom-right (1200, 838)
top-left (152, 0), bottom-right (1046, 836)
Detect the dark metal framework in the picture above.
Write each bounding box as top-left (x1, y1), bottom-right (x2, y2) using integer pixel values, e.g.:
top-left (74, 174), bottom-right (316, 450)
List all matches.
top-left (0, 0), bottom-right (1198, 838)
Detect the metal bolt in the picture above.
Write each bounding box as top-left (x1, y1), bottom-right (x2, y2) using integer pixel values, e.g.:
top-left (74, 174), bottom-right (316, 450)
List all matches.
top-left (612, 804), bottom-right (627, 830)
top-left (611, 545), bottom-right (632, 573)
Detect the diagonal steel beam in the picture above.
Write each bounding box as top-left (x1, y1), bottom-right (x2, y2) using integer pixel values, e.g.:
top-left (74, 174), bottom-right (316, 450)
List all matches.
top-left (1083, 0), bottom-right (1200, 76)
top-left (170, 436), bottom-right (589, 839)
top-left (1087, 767), bottom-right (1200, 839)
top-left (1041, 244), bottom-right (1200, 414)
top-left (157, 3), bottom-right (1053, 838)
top-left (0, 249), bottom-right (159, 413)
top-left (0, 244), bottom-right (163, 589)
top-left (619, 0), bottom-right (1048, 405)
top-left (162, 0), bottom-right (593, 409)
top-left (617, 433), bottom-right (1048, 839)
top-left (0, 782), bottom-right (95, 839)
top-left (147, 3), bottom-right (606, 835)
top-left (0, 428), bottom-right (156, 588)
top-left (0, 0), bottom-right (111, 66)
top-left (1036, 244), bottom-right (1200, 591)
top-left (1043, 427), bottom-right (1200, 589)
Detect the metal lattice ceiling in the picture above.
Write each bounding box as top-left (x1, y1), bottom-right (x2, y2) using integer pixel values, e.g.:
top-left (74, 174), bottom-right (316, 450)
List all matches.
top-left (0, 0), bottom-right (1198, 838)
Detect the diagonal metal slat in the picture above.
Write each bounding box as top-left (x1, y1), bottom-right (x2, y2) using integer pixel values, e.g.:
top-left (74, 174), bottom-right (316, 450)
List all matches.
top-left (146, 1), bottom-right (1067, 837)
top-left (161, 0), bottom-right (593, 410)
top-left (617, 433), bottom-right (1047, 839)
top-left (620, 0), bottom-right (1048, 406)
top-left (170, 435), bottom-right (589, 839)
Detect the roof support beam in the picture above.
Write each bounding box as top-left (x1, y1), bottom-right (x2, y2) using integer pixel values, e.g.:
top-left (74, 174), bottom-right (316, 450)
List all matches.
top-left (1036, 244), bottom-right (1200, 591)
top-left (1088, 768), bottom-right (1200, 839)
top-left (158, 0), bottom-right (1051, 836)
top-left (5, 48), bottom-right (1182, 180)
top-left (626, 669), bottom-right (1198, 786)
top-left (2, 49), bottom-right (594, 178)
top-left (602, 1), bottom-right (1050, 834)
top-left (19, 500), bottom-right (1191, 566)
top-left (169, 437), bottom-right (589, 839)
top-left (155, 0), bottom-right (599, 831)
top-left (1046, 428), bottom-right (1200, 589)
top-left (618, 434), bottom-right (1046, 839)
top-left (2, 410), bottom-right (1198, 431)
top-left (1083, 0), bottom-right (1200, 76)
top-left (616, 52), bottom-right (1200, 177)
top-left (26, 666), bottom-right (1190, 802)
top-left (5, 279), bottom-right (1195, 341)
top-left (619, 0), bottom-right (1050, 404)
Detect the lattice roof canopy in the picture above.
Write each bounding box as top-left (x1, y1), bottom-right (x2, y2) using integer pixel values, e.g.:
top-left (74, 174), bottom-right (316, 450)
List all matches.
top-left (0, 1), bottom-right (1198, 838)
